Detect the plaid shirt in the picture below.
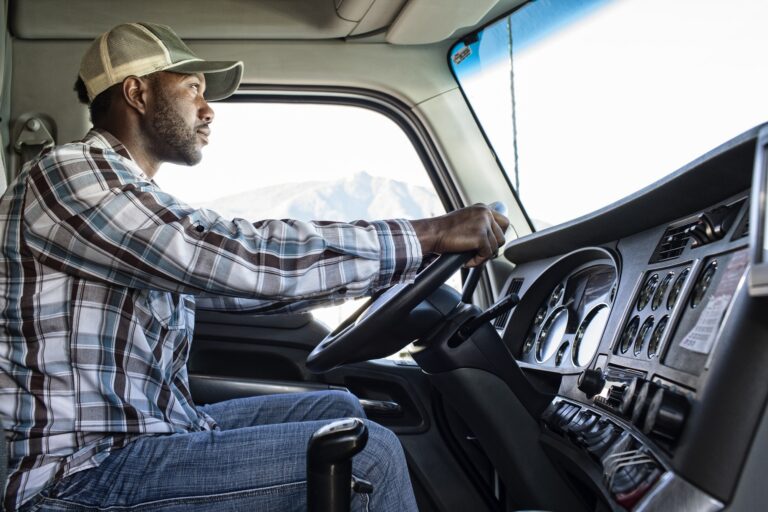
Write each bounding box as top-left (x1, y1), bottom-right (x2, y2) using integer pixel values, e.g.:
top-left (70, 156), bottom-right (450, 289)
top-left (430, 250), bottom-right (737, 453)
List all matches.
top-left (0, 129), bottom-right (423, 510)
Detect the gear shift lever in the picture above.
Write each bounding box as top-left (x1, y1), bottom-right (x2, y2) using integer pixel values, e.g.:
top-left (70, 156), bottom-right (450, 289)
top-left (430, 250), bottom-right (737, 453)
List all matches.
top-left (307, 417), bottom-right (369, 512)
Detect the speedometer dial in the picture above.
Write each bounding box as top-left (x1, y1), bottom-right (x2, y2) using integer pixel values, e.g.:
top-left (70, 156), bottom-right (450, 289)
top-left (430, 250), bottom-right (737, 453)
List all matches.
top-left (572, 304), bottom-right (610, 367)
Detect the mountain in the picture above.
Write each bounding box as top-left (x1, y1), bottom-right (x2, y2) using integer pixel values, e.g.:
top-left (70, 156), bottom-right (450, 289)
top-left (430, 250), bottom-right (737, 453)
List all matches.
top-left (198, 171), bottom-right (443, 222)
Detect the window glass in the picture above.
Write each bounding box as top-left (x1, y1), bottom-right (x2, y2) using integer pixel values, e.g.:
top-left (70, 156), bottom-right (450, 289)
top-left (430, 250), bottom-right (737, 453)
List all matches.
top-left (451, 0), bottom-right (768, 229)
top-left (154, 101), bottom-right (452, 334)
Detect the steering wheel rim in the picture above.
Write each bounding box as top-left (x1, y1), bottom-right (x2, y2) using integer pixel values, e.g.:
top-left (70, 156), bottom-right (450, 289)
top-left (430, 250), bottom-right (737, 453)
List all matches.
top-left (305, 251), bottom-right (472, 373)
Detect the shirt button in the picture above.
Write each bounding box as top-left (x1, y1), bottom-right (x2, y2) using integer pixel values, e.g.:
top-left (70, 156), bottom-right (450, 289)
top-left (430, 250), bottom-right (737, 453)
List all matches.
top-left (195, 225), bottom-right (205, 233)
top-left (337, 287), bottom-right (348, 295)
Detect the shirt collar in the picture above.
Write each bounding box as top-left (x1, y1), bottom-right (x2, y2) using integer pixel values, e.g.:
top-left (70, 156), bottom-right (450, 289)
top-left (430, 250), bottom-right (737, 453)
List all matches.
top-left (81, 129), bottom-right (150, 181)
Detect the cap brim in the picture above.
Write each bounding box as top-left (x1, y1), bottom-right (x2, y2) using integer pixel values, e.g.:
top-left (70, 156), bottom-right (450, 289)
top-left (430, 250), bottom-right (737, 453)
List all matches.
top-left (167, 60), bottom-right (244, 101)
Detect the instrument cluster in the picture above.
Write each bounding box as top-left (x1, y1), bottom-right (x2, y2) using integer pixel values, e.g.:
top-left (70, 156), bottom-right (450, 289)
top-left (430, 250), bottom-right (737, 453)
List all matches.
top-left (516, 255), bottom-right (617, 371)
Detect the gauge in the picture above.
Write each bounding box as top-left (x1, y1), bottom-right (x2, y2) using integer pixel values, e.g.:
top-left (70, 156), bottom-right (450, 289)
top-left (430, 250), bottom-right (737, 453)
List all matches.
top-left (522, 331), bottom-right (536, 355)
top-left (619, 316), bottom-right (640, 354)
top-left (633, 316), bottom-right (655, 356)
top-left (637, 274), bottom-right (659, 311)
top-left (652, 272), bottom-right (674, 311)
top-left (555, 342), bottom-right (569, 366)
top-left (690, 260), bottom-right (718, 309)
top-left (648, 315), bottom-right (668, 358)
top-left (548, 283), bottom-right (565, 308)
top-left (536, 306), bottom-right (569, 362)
top-left (533, 304), bottom-right (548, 327)
top-left (667, 267), bottom-right (690, 310)
top-left (572, 304), bottom-right (610, 367)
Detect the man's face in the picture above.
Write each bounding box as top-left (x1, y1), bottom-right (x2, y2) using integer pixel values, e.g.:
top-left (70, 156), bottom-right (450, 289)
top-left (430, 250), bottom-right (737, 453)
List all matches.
top-left (147, 72), bottom-right (214, 166)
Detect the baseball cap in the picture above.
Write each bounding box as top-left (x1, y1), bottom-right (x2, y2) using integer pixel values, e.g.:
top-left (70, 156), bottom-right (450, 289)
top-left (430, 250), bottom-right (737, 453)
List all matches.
top-left (79, 22), bottom-right (244, 102)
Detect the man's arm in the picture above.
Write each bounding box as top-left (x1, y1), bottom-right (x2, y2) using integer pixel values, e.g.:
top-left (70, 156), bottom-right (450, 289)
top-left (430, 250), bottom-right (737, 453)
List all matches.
top-left (194, 204), bottom-right (510, 313)
top-left (22, 147), bottom-right (422, 303)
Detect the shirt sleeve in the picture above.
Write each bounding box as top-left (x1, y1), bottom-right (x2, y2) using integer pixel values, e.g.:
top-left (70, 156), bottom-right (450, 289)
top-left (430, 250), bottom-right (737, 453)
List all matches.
top-left (22, 144), bottom-right (423, 303)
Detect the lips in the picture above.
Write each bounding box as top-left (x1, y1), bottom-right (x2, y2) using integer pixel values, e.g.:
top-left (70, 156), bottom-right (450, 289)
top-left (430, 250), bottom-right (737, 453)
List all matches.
top-left (196, 128), bottom-right (210, 144)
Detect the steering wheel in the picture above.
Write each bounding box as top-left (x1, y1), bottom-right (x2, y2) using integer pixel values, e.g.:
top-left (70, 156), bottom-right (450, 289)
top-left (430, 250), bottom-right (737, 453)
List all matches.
top-left (306, 202), bottom-right (508, 373)
top-left (305, 251), bottom-right (472, 373)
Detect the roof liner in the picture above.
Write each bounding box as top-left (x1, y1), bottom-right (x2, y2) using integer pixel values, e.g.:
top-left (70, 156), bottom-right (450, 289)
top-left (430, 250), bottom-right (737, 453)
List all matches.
top-left (10, 0), bottom-right (401, 40)
top-left (10, 0), bottom-right (526, 44)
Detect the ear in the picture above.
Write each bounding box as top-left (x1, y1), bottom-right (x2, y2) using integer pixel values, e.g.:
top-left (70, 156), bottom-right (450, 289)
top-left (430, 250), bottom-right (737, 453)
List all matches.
top-left (122, 76), bottom-right (151, 115)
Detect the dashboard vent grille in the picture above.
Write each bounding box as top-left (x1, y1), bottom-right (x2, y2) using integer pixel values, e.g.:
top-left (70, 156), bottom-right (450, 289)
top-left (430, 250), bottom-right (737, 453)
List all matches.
top-left (494, 278), bottom-right (523, 330)
top-left (650, 222), bottom-right (697, 263)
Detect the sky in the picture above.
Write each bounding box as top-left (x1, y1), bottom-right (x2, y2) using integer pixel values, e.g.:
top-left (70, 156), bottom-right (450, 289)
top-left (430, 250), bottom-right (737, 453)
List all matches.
top-left (154, 103), bottom-right (435, 205)
top-left (453, 0), bottom-right (768, 228)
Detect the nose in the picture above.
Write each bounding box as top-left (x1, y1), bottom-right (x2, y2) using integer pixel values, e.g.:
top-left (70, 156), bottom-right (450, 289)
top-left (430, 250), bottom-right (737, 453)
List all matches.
top-left (199, 99), bottom-right (215, 124)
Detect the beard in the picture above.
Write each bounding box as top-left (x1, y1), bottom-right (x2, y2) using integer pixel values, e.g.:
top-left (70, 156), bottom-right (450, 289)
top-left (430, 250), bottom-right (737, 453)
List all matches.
top-left (150, 82), bottom-right (204, 166)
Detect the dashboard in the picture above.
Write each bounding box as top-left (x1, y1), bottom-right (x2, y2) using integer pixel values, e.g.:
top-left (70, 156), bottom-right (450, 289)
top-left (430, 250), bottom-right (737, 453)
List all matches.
top-left (492, 124), bottom-right (768, 510)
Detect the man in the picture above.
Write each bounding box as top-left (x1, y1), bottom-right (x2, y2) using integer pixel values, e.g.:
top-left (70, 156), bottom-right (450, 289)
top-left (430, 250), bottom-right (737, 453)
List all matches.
top-left (0, 23), bottom-right (508, 511)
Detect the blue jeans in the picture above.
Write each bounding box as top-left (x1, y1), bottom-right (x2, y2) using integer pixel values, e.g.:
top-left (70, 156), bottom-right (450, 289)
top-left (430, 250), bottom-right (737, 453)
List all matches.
top-left (21, 391), bottom-right (418, 511)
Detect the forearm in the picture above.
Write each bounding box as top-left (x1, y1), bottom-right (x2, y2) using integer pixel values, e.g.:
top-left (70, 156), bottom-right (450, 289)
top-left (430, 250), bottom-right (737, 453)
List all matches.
top-left (24, 156), bottom-right (423, 300)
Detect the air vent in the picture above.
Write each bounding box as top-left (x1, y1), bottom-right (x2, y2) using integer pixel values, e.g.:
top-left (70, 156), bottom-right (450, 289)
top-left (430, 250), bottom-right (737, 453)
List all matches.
top-left (650, 221), bottom-right (697, 263)
top-left (494, 278), bottom-right (524, 329)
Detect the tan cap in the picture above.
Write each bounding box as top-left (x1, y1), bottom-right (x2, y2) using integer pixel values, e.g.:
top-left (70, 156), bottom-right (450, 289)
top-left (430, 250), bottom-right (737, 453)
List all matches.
top-left (79, 22), bottom-right (243, 102)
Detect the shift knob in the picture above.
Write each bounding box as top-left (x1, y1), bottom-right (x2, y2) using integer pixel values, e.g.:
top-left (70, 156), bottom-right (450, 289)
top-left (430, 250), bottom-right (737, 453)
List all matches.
top-left (488, 201), bottom-right (508, 217)
top-left (577, 368), bottom-right (606, 398)
top-left (307, 418), bottom-right (369, 512)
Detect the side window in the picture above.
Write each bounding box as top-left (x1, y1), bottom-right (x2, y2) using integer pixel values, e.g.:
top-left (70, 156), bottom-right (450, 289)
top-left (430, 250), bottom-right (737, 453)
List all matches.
top-left (155, 100), bottom-right (453, 328)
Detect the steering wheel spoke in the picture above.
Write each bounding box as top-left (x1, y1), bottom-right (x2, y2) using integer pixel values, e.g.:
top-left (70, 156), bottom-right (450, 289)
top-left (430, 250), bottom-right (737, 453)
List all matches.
top-left (306, 252), bottom-right (472, 373)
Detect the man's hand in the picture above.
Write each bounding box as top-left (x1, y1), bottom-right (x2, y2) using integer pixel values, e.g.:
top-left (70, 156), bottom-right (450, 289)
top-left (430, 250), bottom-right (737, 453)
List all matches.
top-left (410, 204), bottom-right (511, 267)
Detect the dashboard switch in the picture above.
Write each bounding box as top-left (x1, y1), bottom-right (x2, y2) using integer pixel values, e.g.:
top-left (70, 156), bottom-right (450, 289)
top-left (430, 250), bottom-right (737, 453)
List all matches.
top-left (642, 387), bottom-right (690, 444)
top-left (578, 368), bottom-right (606, 398)
top-left (618, 377), bottom-right (643, 417)
top-left (606, 384), bottom-right (626, 409)
top-left (631, 380), bottom-right (661, 427)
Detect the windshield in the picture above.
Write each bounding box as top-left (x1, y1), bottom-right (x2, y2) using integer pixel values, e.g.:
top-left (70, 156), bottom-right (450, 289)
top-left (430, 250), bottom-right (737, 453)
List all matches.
top-left (451, 0), bottom-right (768, 230)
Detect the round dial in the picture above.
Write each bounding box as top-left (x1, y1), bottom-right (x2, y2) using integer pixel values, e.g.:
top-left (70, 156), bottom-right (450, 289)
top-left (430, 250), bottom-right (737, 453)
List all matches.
top-left (637, 274), bottom-right (660, 311)
top-left (647, 315), bottom-right (668, 358)
top-left (522, 331), bottom-right (536, 354)
top-left (548, 283), bottom-right (565, 308)
top-left (690, 260), bottom-right (718, 309)
top-left (619, 316), bottom-right (640, 354)
top-left (572, 304), bottom-right (610, 367)
top-left (667, 267), bottom-right (690, 310)
top-left (555, 341), bottom-right (569, 366)
top-left (537, 307), bottom-right (569, 362)
top-left (633, 316), bottom-right (655, 356)
top-left (652, 272), bottom-right (674, 310)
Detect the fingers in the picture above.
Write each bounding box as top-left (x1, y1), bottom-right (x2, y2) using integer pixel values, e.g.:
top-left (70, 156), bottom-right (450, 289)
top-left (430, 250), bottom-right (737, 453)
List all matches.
top-left (467, 223), bottom-right (503, 268)
top-left (492, 210), bottom-right (510, 233)
top-left (477, 204), bottom-right (507, 255)
top-left (410, 202), bottom-right (510, 260)
top-left (491, 221), bottom-right (505, 248)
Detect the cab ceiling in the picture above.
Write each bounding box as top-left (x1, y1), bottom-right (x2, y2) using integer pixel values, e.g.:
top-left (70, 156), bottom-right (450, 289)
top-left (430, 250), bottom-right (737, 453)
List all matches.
top-left (9, 0), bottom-right (525, 44)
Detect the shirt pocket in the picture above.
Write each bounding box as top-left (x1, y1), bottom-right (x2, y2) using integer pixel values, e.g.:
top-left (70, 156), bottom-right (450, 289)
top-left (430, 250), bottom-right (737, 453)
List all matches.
top-left (146, 290), bottom-right (187, 331)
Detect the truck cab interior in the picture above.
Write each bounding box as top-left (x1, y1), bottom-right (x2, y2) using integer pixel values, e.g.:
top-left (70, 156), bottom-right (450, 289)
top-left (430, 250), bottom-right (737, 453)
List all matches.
top-left (2, 0), bottom-right (768, 510)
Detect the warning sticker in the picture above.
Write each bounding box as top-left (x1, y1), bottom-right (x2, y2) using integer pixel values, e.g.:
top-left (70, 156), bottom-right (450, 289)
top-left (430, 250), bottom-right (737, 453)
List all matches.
top-left (452, 46), bottom-right (472, 65)
top-left (680, 250), bottom-right (749, 354)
